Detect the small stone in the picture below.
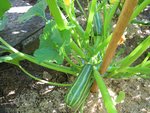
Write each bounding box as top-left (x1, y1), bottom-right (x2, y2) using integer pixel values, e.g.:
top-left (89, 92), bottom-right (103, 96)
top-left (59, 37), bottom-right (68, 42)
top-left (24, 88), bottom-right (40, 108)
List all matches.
top-left (43, 71), bottom-right (52, 81)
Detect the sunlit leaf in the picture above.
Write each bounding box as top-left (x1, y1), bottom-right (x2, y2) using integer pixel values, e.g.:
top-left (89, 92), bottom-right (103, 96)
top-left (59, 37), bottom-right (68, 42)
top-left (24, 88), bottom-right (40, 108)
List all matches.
top-left (18, 0), bottom-right (47, 23)
top-left (34, 20), bottom-right (71, 64)
top-left (0, 0), bottom-right (11, 17)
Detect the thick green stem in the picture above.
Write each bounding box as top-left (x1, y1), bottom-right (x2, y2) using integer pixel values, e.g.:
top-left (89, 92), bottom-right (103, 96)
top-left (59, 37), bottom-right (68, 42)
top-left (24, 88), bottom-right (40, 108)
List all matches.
top-left (84, 0), bottom-right (97, 44)
top-left (0, 37), bottom-right (76, 75)
top-left (71, 30), bottom-right (81, 47)
top-left (46, 0), bottom-right (67, 30)
top-left (70, 39), bottom-right (85, 58)
top-left (93, 67), bottom-right (118, 113)
top-left (119, 36), bottom-right (150, 69)
top-left (64, 51), bottom-right (81, 69)
top-left (68, 14), bottom-right (85, 38)
top-left (94, 34), bottom-right (112, 56)
top-left (64, 1), bottom-right (85, 38)
top-left (103, 1), bottom-right (119, 37)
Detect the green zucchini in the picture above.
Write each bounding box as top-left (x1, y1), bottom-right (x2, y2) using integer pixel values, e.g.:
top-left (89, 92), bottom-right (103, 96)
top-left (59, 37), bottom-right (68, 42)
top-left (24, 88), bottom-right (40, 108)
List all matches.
top-left (65, 64), bottom-right (93, 109)
top-left (93, 12), bottom-right (103, 36)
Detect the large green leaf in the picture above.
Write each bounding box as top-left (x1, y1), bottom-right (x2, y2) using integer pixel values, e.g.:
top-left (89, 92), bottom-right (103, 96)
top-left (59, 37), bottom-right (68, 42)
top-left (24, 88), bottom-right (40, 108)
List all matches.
top-left (0, 0), bottom-right (11, 17)
top-left (34, 47), bottom-right (63, 64)
top-left (34, 20), bottom-right (71, 64)
top-left (18, 0), bottom-right (47, 23)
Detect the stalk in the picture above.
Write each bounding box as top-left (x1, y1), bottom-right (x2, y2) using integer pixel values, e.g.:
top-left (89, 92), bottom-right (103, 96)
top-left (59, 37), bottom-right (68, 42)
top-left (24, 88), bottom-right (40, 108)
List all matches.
top-left (141, 55), bottom-right (150, 66)
top-left (76, 0), bottom-right (87, 18)
top-left (93, 68), bottom-right (118, 113)
top-left (94, 34), bottom-right (112, 55)
top-left (118, 36), bottom-right (150, 69)
top-left (70, 39), bottom-right (85, 58)
top-left (84, 0), bottom-right (97, 44)
top-left (64, 0), bottom-right (85, 38)
top-left (63, 51), bottom-right (81, 69)
top-left (46, 0), bottom-right (67, 30)
top-left (18, 64), bottom-right (72, 87)
top-left (71, 30), bottom-right (81, 47)
top-left (103, 1), bottom-right (119, 37)
top-left (0, 37), bottom-right (76, 75)
top-left (130, 0), bottom-right (150, 21)
top-left (91, 0), bottom-right (138, 92)
top-left (100, 0), bottom-right (138, 74)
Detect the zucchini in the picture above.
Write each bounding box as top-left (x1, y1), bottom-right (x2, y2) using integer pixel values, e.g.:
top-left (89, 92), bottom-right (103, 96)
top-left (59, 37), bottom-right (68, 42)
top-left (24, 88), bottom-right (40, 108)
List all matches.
top-left (65, 64), bottom-right (93, 109)
top-left (93, 12), bottom-right (103, 36)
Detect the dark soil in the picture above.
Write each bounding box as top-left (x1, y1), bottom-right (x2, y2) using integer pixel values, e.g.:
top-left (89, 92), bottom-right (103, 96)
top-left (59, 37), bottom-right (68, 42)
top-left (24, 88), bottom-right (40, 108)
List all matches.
top-left (0, 62), bottom-right (150, 113)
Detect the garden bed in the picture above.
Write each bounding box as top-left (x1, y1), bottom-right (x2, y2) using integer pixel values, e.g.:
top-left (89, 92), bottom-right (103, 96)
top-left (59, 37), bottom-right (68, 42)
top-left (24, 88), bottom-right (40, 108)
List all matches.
top-left (0, 0), bottom-right (150, 113)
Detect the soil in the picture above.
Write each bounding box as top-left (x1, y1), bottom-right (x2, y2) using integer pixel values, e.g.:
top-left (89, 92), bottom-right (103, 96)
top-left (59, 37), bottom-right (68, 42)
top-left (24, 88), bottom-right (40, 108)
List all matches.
top-left (0, 62), bottom-right (150, 113)
top-left (0, 0), bottom-right (150, 113)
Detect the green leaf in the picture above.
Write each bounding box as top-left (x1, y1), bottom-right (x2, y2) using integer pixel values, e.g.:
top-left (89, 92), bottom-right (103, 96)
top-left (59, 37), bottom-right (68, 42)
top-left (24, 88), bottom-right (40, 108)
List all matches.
top-left (34, 20), bottom-right (71, 64)
top-left (0, 14), bottom-right (8, 31)
top-left (34, 47), bottom-right (63, 64)
top-left (115, 91), bottom-right (125, 103)
top-left (0, 0), bottom-right (11, 17)
top-left (18, 0), bottom-right (47, 23)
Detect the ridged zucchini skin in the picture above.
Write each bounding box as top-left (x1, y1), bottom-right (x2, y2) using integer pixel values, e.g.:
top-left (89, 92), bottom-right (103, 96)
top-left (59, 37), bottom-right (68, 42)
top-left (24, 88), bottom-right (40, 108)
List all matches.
top-left (65, 64), bottom-right (93, 109)
top-left (93, 12), bottom-right (103, 36)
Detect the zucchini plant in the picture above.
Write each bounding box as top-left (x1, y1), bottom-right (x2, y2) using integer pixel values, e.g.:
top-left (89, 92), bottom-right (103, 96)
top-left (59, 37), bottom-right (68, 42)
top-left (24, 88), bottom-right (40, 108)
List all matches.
top-left (0, 0), bottom-right (150, 112)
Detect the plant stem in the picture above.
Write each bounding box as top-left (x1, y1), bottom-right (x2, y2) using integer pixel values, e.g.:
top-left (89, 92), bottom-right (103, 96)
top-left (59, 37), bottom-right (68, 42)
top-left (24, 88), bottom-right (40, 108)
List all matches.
top-left (71, 30), bottom-right (81, 47)
top-left (118, 36), bottom-right (150, 69)
top-left (70, 39), bottom-right (85, 58)
top-left (76, 0), bottom-right (87, 18)
top-left (93, 68), bottom-right (118, 113)
top-left (0, 37), bottom-right (76, 75)
top-left (94, 34), bottom-right (112, 56)
top-left (100, 0), bottom-right (138, 74)
top-left (91, 0), bottom-right (138, 92)
top-left (130, 0), bottom-right (150, 21)
top-left (103, 1), bottom-right (119, 37)
top-left (64, 51), bottom-right (81, 69)
top-left (84, 0), bottom-right (97, 44)
top-left (46, 0), bottom-right (67, 30)
top-left (68, 13), bottom-right (85, 38)
top-left (18, 64), bottom-right (72, 87)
